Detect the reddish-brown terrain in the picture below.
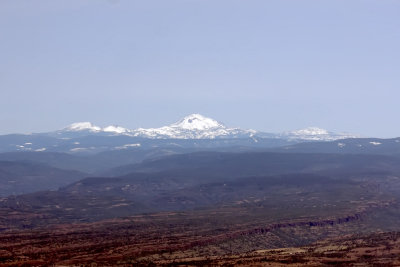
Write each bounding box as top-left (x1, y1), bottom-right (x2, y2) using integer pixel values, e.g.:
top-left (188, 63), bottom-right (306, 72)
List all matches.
top-left (1, 201), bottom-right (399, 266)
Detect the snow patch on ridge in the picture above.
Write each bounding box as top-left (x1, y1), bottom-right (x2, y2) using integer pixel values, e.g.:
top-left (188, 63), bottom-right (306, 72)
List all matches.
top-left (337, 142), bottom-right (346, 148)
top-left (369, 141), bottom-right (382, 146)
top-left (115, 143), bottom-right (141, 150)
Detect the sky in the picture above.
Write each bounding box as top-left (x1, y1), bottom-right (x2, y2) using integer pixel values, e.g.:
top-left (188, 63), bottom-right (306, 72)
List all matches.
top-left (1, 0), bottom-right (399, 137)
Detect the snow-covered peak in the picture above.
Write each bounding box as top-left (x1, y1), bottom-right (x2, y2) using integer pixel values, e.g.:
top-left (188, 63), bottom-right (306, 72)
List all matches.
top-left (170, 114), bottom-right (225, 130)
top-left (129, 114), bottom-right (252, 139)
top-left (64, 122), bottom-right (101, 132)
top-left (103, 125), bottom-right (130, 134)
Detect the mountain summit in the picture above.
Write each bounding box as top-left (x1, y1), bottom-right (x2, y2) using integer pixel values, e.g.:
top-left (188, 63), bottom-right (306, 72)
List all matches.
top-left (131, 114), bottom-right (253, 139)
top-left (170, 114), bottom-right (225, 130)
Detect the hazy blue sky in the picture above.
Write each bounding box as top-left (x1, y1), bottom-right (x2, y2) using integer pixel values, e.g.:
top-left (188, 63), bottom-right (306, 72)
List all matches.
top-left (1, 0), bottom-right (399, 137)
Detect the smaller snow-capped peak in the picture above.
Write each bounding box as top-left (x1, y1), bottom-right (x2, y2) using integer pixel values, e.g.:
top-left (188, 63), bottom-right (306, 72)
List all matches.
top-left (64, 122), bottom-right (101, 132)
top-left (290, 127), bottom-right (329, 136)
top-left (63, 122), bottom-right (130, 134)
top-left (170, 114), bottom-right (225, 130)
top-left (283, 126), bottom-right (359, 141)
top-left (103, 125), bottom-right (130, 134)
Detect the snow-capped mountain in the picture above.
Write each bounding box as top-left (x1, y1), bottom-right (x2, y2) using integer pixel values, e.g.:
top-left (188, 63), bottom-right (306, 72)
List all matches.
top-left (172, 114), bottom-right (225, 130)
top-left (130, 114), bottom-right (256, 139)
top-left (55, 114), bottom-right (357, 141)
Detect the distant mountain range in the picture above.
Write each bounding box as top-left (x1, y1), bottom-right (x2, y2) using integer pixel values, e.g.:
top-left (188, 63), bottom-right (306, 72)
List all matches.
top-left (53, 114), bottom-right (358, 141)
top-left (0, 114), bottom-right (361, 154)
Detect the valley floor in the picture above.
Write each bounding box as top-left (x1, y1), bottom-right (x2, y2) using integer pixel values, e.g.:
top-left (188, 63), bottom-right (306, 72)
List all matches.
top-left (145, 232), bottom-right (400, 266)
top-left (2, 230), bottom-right (400, 266)
top-left (1, 203), bottom-right (400, 266)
